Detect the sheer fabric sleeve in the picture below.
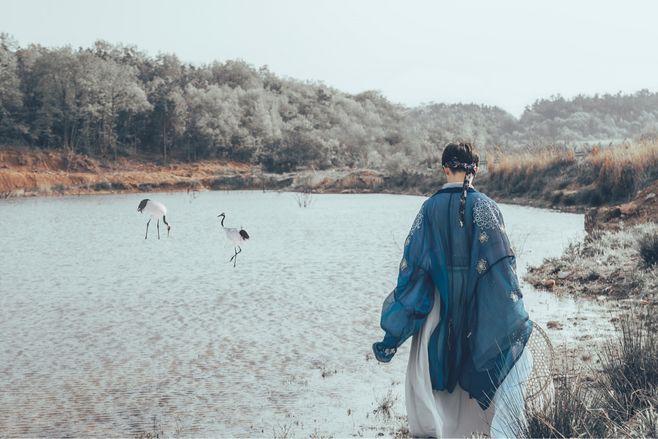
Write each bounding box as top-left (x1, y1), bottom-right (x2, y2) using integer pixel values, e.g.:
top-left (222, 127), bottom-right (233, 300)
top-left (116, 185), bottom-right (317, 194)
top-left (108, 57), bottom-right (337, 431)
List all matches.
top-left (373, 202), bottom-right (435, 363)
top-left (461, 197), bottom-right (533, 409)
top-left (469, 198), bottom-right (530, 371)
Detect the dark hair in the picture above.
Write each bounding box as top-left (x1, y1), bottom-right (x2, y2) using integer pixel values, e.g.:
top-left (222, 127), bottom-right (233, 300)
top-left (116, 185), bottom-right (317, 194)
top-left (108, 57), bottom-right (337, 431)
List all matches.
top-left (441, 142), bottom-right (480, 227)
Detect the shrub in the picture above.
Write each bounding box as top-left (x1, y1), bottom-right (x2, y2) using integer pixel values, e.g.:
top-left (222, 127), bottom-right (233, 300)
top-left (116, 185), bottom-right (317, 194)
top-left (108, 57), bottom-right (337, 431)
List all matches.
top-left (93, 181), bottom-right (111, 191)
top-left (638, 231), bottom-right (658, 268)
top-left (52, 183), bottom-right (66, 193)
top-left (111, 181), bottom-right (128, 190)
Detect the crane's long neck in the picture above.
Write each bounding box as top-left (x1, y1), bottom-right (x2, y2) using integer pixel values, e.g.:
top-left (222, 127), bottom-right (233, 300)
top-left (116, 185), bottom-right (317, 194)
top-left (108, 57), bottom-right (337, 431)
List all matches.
top-left (219, 215), bottom-right (225, 227)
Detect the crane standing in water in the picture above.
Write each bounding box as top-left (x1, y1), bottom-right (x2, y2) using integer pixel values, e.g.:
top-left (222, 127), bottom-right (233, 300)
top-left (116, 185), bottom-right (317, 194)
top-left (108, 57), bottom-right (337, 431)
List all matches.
top-left (137, 199), bottom-right (171, 239)
top-left (217, 212), bottom-right (250, 267)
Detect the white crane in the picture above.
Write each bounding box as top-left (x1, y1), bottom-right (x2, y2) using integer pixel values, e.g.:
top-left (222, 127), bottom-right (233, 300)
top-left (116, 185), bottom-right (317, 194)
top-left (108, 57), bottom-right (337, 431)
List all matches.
top-left (137, 199), bottom-right (171, 239)
top-left (217, 212), bottom-right (250, 267)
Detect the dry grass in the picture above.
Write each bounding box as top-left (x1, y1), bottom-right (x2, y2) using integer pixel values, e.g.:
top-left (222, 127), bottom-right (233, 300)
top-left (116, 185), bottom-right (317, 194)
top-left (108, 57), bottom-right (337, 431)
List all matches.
top-left (373, 390), bottom-right (398, 420)
top-left (526, 222), bottom-right (658, 299)
top-left (523, 372), bottom-right (607, 438)
top-left (499, 306), bottom-right (658, 438)
top-left (483, 140), bottom-right (658, 207)
top-left (584, 141), bottom-right (658, 203)
top-left (487, 146), bottom-right (577, 181)
top-left (0, 147), bottom-right (430, 197)
top-left (598, 309), bottom-right (658, 428)
top-left (0, 147), bottom-right (267, 197)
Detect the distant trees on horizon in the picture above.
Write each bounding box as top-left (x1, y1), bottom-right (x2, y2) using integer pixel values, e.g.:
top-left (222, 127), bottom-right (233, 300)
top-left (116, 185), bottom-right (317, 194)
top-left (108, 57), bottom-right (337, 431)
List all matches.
top-left (1, 34), bottom-right (658, 172)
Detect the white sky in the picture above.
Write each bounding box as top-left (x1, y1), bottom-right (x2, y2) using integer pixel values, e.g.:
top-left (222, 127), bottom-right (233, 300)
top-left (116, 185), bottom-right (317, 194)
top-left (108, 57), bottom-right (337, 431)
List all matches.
top-left (2, 0), bottom-right (657, 115)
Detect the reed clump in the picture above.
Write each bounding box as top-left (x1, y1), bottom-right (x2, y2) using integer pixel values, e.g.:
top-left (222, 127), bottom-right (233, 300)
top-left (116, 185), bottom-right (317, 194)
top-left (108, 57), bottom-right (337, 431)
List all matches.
top-left (487, 147), bottom-right (575, 193)
top-left (507, 306), bottom-right (657, 438)
top-left (523, 373), bottom-right (607, 438)
top-left (598, 310), bottom-right (658, 430)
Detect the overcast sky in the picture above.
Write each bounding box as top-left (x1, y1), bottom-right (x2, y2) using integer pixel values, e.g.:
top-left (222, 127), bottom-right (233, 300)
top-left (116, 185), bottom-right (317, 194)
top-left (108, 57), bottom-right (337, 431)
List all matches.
top-left (2, 0), bottom-right (657, 115)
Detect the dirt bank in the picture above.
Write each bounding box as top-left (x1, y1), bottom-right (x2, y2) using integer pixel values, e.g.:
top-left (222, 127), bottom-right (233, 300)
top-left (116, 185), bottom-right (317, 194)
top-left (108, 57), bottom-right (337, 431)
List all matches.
top-left (0, 148), bottom-right (257, 197)
top-left (4, 147), bottom-right (656, 232)
top-left (585, 179), bottom-right (658, 232)
top-left (0, 148), bottom-right (439, 198)
top-left (526, 222), bottom-right (658, 302)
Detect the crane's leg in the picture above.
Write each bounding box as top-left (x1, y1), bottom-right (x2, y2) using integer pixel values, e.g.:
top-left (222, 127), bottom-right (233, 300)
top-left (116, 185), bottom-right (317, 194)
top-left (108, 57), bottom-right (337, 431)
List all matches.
top-left (157, 218), bottom-right (160, 240)
top-left (229, 246), bottom-right (242, 267)
top-left (145, 219), bottom-right (151, 239)
top-left (234, 246), bottom-right (242, 267)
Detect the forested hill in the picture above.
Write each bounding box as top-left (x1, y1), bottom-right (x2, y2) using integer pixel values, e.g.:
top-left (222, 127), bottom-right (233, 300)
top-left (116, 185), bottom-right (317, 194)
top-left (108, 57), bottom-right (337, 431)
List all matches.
top-left (1, 34), bottom-right (658, 172)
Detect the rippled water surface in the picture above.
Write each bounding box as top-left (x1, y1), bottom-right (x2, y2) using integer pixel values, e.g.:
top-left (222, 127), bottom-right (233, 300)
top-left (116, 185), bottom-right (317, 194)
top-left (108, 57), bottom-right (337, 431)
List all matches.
top-left (0, 191), bottom-right (611, 436)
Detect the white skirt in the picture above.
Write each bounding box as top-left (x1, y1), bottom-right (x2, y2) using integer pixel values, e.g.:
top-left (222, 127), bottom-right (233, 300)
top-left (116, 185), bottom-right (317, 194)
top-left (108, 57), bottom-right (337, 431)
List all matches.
top-left (405, 289), bottom-right (533, 438)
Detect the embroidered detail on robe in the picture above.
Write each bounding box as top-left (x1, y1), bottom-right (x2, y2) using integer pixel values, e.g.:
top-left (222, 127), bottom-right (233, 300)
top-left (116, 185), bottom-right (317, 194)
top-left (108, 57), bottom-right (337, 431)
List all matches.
top-left (476, 258), bottom-right (487, 274)
top-left (479, 231), bottom-right (488, 244)
top-left (473, 198), bottom-right (502, 230)
top-left (409, 210), bottom-right (423, 236)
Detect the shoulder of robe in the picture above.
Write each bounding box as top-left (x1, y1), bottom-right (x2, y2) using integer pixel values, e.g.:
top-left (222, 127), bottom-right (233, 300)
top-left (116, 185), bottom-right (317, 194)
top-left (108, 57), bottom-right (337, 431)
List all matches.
top-left (470, 193), bottom-right (514, 276)
top-left (425, 189), bottom-right (456, 215)
top-left (412, 199), bottom-right (431, 229)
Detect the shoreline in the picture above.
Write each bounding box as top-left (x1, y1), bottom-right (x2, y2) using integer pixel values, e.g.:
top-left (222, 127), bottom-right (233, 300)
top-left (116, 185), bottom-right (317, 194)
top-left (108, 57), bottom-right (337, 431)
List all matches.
top-left (0, 147), bottom-right (431, 200)
top-left (0, 148), bottom-right (586, 215)
top-left (0, 177), bottom-right (597, 218)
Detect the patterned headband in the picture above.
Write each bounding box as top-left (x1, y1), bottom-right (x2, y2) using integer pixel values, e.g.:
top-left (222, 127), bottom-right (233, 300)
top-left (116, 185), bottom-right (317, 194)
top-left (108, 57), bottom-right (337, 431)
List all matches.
top-left (442, 158), bottom-right (478, 173)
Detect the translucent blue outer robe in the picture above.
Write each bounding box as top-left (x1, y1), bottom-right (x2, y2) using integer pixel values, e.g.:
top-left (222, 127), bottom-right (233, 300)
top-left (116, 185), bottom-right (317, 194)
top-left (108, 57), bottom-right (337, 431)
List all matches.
top-left (373, 186), bottom-right (533, 410)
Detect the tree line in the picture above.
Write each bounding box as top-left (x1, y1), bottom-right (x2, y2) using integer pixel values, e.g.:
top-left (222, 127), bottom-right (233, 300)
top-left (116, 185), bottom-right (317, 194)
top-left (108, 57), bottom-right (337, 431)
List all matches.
top-left (1, 34), bottom-right (658, 172)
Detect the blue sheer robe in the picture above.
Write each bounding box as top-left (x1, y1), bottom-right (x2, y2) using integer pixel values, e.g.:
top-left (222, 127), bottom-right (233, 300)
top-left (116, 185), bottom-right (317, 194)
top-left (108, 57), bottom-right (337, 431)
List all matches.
top-left (373, 186), bottom-right (532, 410)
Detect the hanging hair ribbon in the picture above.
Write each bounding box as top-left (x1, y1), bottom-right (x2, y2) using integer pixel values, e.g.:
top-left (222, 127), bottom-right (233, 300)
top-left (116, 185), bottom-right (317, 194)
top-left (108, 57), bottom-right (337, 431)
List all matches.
top-left (458, 162), bottom-right (477, 227)
top-left (441, 143), bottom-right (480, 228)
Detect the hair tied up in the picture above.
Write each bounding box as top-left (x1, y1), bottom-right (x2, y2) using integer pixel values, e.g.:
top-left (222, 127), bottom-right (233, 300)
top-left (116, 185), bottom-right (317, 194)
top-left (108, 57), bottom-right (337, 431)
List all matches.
top-left (441, 142), bottom-right (480, 228)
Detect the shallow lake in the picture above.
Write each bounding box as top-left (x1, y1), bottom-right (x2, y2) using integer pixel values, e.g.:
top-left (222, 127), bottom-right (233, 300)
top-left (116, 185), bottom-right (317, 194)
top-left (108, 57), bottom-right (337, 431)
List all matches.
top-left (0, 190), bottom-right (614, 436)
